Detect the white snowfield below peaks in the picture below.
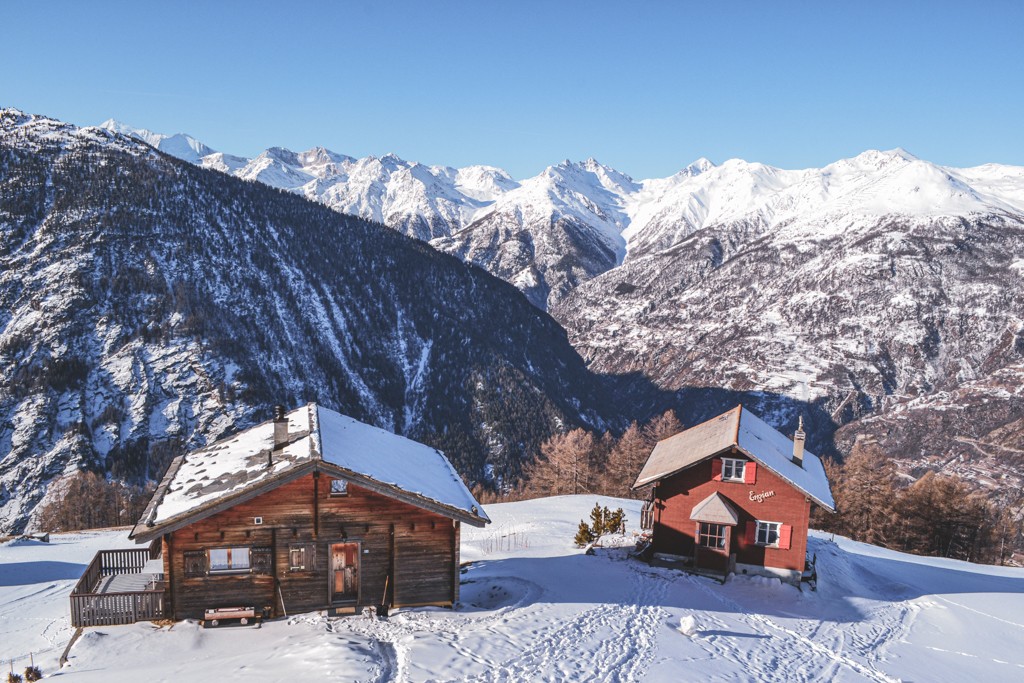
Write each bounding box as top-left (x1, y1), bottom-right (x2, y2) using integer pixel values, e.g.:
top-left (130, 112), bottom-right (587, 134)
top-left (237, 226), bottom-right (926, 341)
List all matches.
top-left (5, 496), bottom-right (1024, 682)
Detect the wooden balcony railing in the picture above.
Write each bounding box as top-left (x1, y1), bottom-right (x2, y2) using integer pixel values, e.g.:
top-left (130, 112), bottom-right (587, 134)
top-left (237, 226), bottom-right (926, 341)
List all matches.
top-left (70, 548), bottom-right (167, 628)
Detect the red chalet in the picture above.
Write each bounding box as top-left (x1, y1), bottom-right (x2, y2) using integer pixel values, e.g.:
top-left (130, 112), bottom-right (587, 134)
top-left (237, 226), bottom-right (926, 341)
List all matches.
top-left (634, 406), bottom-right (835, 584)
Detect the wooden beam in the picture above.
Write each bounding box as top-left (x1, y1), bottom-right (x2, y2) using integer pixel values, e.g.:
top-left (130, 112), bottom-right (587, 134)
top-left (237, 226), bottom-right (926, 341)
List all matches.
top-left (313, 471), bottom-right (320, 538)
top-left (451, 520), bottom-right (460, 605)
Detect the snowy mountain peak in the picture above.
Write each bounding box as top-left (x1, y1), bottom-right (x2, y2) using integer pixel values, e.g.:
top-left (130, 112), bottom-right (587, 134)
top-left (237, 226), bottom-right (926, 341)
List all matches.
top-left (263, 146), bottom-right (301, 165)
top-left (298, 145), bottom-right (351, 167)
top-left (98, 118), bottom-right (215, 163)
top-left (840, 147), bottom-right (920, 171)
top-left (86, 114), bottom-right (1024, 309)
top-left (682, 157), bottom-right (716, 176)
top-left (1, 107), bottom-right (33, 127)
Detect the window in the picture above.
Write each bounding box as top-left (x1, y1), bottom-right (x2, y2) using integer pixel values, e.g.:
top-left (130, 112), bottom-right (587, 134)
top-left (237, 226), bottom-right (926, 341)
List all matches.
top-left (756, 521), bottom-right (781, 547)
top-left (183, 550), bottom-right (206, 577)
top-left (330, 479), bottom-right (348, 496)
top-left (208, 547), bottom-right (251, 573)
top-left (698, 522), bottom-right (727, 549)
top-left (289, 544), bottom-right (311, 571)
top-left (722, 458), bottom-right (746, 482)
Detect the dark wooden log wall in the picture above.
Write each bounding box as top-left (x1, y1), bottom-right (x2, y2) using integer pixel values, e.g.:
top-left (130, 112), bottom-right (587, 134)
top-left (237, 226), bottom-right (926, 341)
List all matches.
top-left (165, 473), bottom-right (459, 619)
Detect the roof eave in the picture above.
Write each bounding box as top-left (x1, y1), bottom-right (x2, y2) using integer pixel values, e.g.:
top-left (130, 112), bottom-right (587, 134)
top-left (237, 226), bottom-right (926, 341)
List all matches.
top-left (315, 461), bottom-right (489, 527)
top-left (130, 461), bottom-right (317, 543)
top-left (630, 446), bottom-right (736, 490)
top-left (733, 444), bottom-right (836, 512)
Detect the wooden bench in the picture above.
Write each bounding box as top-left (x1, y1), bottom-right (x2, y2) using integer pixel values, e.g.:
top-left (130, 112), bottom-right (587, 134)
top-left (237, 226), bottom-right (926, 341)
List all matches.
top-left (203, 606), bottom-right (258, 627)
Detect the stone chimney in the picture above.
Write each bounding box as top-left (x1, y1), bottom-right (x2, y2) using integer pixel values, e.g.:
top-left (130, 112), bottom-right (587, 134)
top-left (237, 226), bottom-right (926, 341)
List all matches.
top-left (273, 404), bottom-right (288, 450)
top-left (792, 416), bottom-right (806, 467)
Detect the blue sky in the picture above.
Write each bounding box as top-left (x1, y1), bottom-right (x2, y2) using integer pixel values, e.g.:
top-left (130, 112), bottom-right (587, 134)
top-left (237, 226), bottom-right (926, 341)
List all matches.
top-left (2, 1), bottom-right (1021, 179)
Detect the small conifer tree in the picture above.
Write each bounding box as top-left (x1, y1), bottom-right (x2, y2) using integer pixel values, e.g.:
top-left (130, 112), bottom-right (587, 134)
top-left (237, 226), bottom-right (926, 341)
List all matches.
top-left (574, 520), bottom-right (596, 547)
top-left (604, 508), bottom-right (626, 535)
top-left (589, 503), bottom-right (605, 535)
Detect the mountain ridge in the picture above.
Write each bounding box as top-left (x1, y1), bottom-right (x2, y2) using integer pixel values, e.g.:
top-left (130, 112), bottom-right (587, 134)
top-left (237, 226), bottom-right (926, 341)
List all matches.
top-left (97, 119), bottom-right (1024, 312)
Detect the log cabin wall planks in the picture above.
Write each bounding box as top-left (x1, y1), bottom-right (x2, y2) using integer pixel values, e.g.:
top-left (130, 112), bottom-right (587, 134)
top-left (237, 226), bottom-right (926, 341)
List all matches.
top-left (165, 473), bottom-right (458, 619)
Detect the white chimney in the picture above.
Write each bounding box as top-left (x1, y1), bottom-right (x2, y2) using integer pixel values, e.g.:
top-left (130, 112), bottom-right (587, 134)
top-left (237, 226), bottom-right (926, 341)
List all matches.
top-left (793, 416), bottom-right (806, 467)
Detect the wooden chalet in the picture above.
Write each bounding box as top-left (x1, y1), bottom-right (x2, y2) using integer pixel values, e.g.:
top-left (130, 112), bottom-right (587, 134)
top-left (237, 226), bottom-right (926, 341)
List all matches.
top-left (634, 406), bottom-right (834, 584)
top-left (71, 403), bottom-right (489, 627)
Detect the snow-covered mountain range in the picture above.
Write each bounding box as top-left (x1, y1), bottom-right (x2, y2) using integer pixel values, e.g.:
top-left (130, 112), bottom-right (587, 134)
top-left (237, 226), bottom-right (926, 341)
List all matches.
top-left (98, 120), bottom-right (1024, 312)
top-left (2, 110), bottom-right (1021, 532)
top-left (99, 118), bottom-right (1024, 501)
top-left (0, 110), bottom-right (622, 533)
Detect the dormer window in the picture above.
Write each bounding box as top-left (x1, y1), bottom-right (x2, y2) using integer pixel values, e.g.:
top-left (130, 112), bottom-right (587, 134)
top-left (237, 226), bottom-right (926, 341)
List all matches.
top-left (712, 456), bottom-right (757, 484)
top-left (721, 458), bottom-right (746, 482)
top-left (330, 479), bottom-right (349, 496)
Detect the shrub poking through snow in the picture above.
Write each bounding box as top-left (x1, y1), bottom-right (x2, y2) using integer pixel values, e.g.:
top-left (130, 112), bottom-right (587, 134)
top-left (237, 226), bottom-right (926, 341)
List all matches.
top-left (23, 666), bottom-right (42, 682)
top-left (7, 673), bottom-right (23, 683)
top-left (574, 503), bottom-right (627, 547)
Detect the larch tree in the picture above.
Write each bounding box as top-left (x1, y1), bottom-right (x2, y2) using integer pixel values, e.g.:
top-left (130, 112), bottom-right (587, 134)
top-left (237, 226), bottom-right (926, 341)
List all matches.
top-left (817, 441), bottom-right (898, 546)
top-left (642, 409), bottom-right (684, 446)
top-left (603, 422), bottom-right (649, 498)
top-left (523, 428), bottom-right (599, 497)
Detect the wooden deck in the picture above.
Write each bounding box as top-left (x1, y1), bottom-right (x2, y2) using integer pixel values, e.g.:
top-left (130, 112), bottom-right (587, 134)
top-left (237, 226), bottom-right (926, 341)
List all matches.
top-left (70, 548), bottom-right (168, 627)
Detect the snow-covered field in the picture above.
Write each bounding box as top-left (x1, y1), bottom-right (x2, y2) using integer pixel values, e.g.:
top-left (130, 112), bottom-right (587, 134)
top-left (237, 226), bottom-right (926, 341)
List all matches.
top-left (2, 496), bottom-right (1023, 682)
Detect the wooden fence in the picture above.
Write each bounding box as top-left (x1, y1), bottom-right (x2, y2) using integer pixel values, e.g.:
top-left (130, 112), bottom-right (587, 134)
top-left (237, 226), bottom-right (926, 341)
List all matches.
top-left (70, 548), bottom-right (167, 627)
top-left (640, 500), bottom-right (655, 530)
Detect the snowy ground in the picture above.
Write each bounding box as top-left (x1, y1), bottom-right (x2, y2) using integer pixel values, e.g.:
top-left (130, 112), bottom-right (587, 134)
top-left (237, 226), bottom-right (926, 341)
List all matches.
top-left (2, 496), bottom-right (1024, 681)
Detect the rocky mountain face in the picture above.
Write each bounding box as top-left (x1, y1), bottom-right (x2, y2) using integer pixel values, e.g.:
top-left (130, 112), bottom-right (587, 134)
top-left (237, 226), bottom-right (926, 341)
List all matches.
top-left (0, 110), bottom-right (624, 533)
top-left (833, 361), bottom-right (1024, 498)
top-left (16, 114), bottom-right (1023, 521)
top-left (553, 153), bottom-right (1024, 495)
top-left (98, 121), bottom-right (655, 310)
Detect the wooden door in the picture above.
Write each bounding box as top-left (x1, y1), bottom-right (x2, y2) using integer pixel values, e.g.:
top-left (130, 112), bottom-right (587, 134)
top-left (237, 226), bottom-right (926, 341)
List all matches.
top-left (330, 542), bottom-right (360, 604)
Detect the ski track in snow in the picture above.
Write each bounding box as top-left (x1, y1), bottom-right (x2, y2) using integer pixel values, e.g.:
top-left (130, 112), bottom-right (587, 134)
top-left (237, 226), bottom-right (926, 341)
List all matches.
top-left (680, 572), bottom-right (911, 683)
top-left (326, 557), bottom-right (671, 683)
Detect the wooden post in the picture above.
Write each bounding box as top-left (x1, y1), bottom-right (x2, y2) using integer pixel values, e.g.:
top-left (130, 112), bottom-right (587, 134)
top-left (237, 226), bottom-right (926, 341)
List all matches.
top-left (312, 472), bottom-right (320, 539)
top-left (165, 533), bottom-right (175, 621)
top-left (387, 523), bottom-right (395, 609)
top-left (451, 520), bottom-right (460, 605)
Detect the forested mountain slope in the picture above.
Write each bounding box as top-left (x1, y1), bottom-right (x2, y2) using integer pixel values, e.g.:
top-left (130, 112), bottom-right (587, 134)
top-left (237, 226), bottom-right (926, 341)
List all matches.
top-left (0, 110), bottom-right (618, 533)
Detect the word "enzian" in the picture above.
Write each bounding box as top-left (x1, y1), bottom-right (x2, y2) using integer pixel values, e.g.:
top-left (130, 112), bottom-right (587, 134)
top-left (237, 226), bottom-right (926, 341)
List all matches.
top-left (749, 489), bottom-right (776, 503)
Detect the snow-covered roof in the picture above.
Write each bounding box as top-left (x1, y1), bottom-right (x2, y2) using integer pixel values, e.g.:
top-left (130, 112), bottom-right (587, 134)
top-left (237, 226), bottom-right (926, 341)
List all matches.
top-left (633, 406), bottom-right (835, 511)
top-left (689, 492), bottom-right (739, 525)
top-left (313, 406), bottom-right (488, 525)
top-left (131, 403), bottom-right (488, 541)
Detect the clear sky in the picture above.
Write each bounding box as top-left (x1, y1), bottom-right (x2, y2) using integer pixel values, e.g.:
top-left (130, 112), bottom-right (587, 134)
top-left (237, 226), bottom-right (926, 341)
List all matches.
top-left (2, 1), bottom-right (1022, 179)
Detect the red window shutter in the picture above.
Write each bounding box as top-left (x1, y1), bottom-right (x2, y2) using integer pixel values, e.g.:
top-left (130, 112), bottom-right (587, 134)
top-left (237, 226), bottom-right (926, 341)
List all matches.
top-left (746, 521), bottom-right (757, 545)
top-left (711, 458), bottom-right (723, 481)
top-left (779, 524), bottom-right (792, 550)
top-left (743, 461), bottom-right (757, 484)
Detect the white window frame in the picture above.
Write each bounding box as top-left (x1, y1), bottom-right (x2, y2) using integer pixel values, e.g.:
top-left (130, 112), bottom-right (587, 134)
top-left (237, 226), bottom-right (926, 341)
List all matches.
top-left (698, 522), bottom-right (727, 549)
top-left (755, 521), bottom-right (782, 547)
top-left (721, 457), bottom-right (746, 482)
top-left (207, 546), bottom-right (251, 573)
top-left (330, 478), bottom-right (349, 496)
